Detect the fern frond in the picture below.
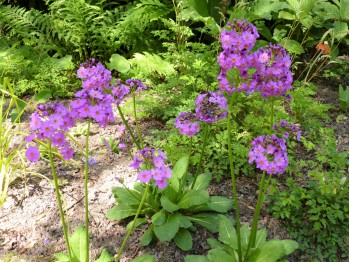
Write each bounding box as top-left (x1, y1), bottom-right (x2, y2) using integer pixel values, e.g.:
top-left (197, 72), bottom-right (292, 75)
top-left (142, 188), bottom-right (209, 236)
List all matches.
top-left (130, 52), bottom-right (176, 77)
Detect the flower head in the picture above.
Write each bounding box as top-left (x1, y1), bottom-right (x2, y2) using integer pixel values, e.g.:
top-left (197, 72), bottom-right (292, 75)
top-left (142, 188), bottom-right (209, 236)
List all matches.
top-left (249, 135), bottom-right (288, 175)
top-left (195, 92), bottom-right (228, 123)
top-left (174, 112), bottom-right (200, 137)
top-left (26, 146), bottom-right (40, 162)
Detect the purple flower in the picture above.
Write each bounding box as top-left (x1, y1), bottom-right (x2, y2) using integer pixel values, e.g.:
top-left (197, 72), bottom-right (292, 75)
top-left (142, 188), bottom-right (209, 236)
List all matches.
top-left (26, 146), bottom-right (40, 162)
top-left (272, 120), bottom-right (301, 141)
top-left (195, 92), bottom-right (228, 124)
top-left (249, 135), bottom-right (288, 175)
top-left (125, 79), bottom-right (147, 92)
top-left (87, 157), bottom-right (97, 166)
top-left (131, 148), bottom-right (171, 189)
top-left (174, 112), bottom-right (200, 137)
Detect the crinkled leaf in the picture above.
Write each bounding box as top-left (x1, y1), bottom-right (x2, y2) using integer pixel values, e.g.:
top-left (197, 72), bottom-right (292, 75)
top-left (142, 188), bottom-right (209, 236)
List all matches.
top-left (174, 228), bottom-right (193, 251)
top-left (69, 226), bottom-right (87, 262)
top-left (208, 249), bottom-right (234, 262)
top-left (178, 189), bottom-right (209, 209)
top-left (153, 213), bottom-right (180, 241)
top-left (190, 213), bottom-right (220, 233)
top-left (106, 205), bottom-right (137, 220)
top-left (112, 187), bottom-right (141, 205)
top-left (218, 215), bottom-right (237, 249)
top-left (151, 209), bottom-right (166, 226)
top-left (141, 226), bottom-right (154, 246)
top-left (207, 196), bottom-right (234, 213)
top-left (160, 195), bottom-right (180, 212)
top-left (191, 173), bottom-right (212, 190)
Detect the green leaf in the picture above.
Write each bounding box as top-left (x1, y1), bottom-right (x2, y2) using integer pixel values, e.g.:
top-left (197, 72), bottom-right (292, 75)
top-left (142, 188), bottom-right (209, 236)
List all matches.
top-left (169, 155), bottom-right (190, 192)
top-left (54, 55), bottom-right (73, 70)
top-left (153, 213), bottom-right (180, 241)
top-left (207, 196), bottom-right (234, 213)
top-left (178, 214), bottom-right (193, 228)
top-left (207, 238), bottom-right (225, 249)
top-left (255, 228), bottom-right (267, 248)
top-left (178, 190), bottom-right (209, 209)
top-left (240, 224), bottom-right (250, 251)
top-left (126, 218), bottom-right (147, 231)
top-left (250, 239), bottom-right (298, 261)
top-left (106, 54), bottom-right (130, 73)
top-left (141, 226), bottom-right (154, 246)
top-left (191, 173), bottom-right (212, 190)
top-left (131, 254), bottom-right (156, 262)
top-left (332, 22), bottom-right (349, 40)
top-left (161, 195), bottom-right (180, 212)
top-left (185, 255), bottom-right (210, 262)
top-left (151, 209), bottom-right (166, 226)
top-left (69, 226), bottom-right (88, 262)
top-left (54, 253), bottom-right (70, 262)
top-left (280, 39), bottom-right (304, 54)
top-left (208, 249), bottom-right (234, 262)
top-left (278, 11), bottom-right (295, 20)
top-left (112, 187), bottom-right (141, 205)
top-left (190, 213), bottom-right (220, 233)
top-left (106, 205), bottom-right (137, 220)
top-left (34, 89), bottom-right (52, 103)
top-left (95, 248), bottom-right (114, 262)
top-left (174, 228), bottom-right (193, 251)
top-left (218, 215), bottom-right (237, 249)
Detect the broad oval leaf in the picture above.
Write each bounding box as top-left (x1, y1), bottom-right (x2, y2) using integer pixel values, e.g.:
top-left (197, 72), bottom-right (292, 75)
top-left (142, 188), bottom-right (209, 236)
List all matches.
top-left (208, 249), bottom-right (234, 262)
top-left (178, 189), bottom-right (209, 209)
top-left (107, 54), bottom-right (130, 73)
top-left (191, 173), bottom-right (212, 190)
top-left (131, 254), bottom-right (156, 262)
top-left (153, 213), bottom-right (180, 241)
top-left (160, 195), bottom-right (180, 212)
top-left (218, 215), bottom-right (237, 249)
top-left (174, 228), bottom-right (193, 251)
top-left (34, 89), bottom-right (52, 104)
top-left (141, 226), bottom-right (154, 246)
top-left (106, 205), bottom-right (137, 220)
top-left (169, 155), bottom-right (190, 192)
top-left (207, 196), bottom-right (234, 213)
top-left (69, 226), bottom-right (88, 262)
top-left (185, 255), bottom-right (210, 262)
top-left (189, 213), bottom-right (220, 233)
top-left (280, 39), bottom-right (304, 55)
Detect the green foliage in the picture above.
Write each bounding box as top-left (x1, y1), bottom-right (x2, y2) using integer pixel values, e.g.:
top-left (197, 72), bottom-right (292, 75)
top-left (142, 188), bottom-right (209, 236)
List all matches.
top-left (0, 78), bottom-right (28, 207)
top-left (268, 124), bottom-right (349, 260)
top-left (0, 40), bottom-right (80, 97)
top-left (107, 156), bottom-right (234, 251)
top-left (338, 84), bottom-right (349, 112)
top-left (185, 215), bottom-right (299, 262)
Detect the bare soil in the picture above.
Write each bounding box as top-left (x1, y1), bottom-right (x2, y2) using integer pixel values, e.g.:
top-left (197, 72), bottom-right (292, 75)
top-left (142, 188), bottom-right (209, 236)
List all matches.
top-left (0, 77), bottom-right (348, 262)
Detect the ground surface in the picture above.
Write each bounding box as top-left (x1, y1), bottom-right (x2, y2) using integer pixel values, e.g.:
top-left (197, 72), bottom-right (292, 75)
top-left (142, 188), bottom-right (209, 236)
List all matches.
top-left (0, 77), bottom-right (348, 262)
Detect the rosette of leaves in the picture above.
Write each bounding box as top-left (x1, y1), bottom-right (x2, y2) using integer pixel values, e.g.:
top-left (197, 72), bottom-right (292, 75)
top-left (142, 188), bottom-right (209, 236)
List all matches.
top-left (107, 155), bottom-right (234, 251)
top-left (185, 215), bottom-right (299, 262)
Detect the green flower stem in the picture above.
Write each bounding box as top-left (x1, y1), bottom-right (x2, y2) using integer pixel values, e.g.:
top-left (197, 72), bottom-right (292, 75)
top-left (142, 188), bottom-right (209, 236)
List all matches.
top-left (179, 137), bottom-right (193, 195)
top-left (245, 171), bottom-right (270, 260)
top-left (48, 142), bottom-right (72, 261)
top-left (117, 105), bottom-right (141, 150)
top-left (133, 92), bottom-right (144, 149)
top-left (84, 119), bottom-right (92, 262)
top-left (115, 183), bottom-right (150, 262)
top-left (190, 124), bottom-right (209, 190)
top-left (227, 93), bottom-right (242, 262)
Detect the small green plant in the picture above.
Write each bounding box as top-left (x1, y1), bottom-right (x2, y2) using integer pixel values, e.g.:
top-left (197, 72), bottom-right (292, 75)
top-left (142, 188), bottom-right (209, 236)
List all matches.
top-left (338, 84), bottom-right (349, 112)
top-left (186, 215), bottom-right (298, 262)
top-left (107, 155), bottom-right (233, 251)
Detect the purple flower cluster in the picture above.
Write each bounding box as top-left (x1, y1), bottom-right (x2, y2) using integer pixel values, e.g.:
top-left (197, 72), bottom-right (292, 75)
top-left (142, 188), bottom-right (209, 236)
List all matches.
top-left (248, 135), bottom-right (288, 175)
top-left (129, 148), bottom-right (171, 189)
top-left (125, 79), bottom-right (147, 92)
top-left (195, 92), bottom-right (228, 124)
top-left (253, 45), bottom-right (293, 98)
top-left (217, 20), bottom-right (293, 97)
top-left (217, 20), bottom-right (259, 94)
top-left (174, 112), bottom-right (200, 137)
top-left (26, 102), bottom-right (75, 162)
top-left (273, 120), bottom-right (301, 141)
top-left (72, 60), bottom-right (116, 127)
